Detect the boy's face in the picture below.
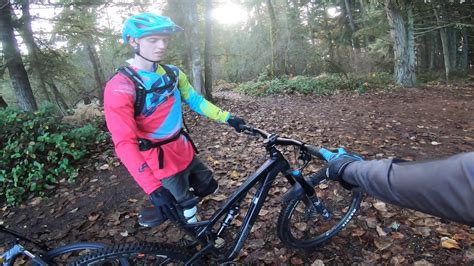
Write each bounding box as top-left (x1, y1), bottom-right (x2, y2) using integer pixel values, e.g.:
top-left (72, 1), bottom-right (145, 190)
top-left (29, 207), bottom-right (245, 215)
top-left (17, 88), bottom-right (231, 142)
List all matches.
top-left (131, 35), bottom-right (170, 62)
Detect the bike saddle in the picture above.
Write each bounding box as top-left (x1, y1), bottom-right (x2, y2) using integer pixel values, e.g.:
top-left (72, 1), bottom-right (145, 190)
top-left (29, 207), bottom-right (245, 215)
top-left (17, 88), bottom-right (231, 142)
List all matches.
top-left (138, 196), bottom-right (201, 227)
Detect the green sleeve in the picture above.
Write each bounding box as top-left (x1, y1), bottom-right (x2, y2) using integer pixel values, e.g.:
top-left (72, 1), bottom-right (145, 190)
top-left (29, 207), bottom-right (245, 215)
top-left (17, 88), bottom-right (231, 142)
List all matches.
top-left (176, 69), bottom-right (230, 123)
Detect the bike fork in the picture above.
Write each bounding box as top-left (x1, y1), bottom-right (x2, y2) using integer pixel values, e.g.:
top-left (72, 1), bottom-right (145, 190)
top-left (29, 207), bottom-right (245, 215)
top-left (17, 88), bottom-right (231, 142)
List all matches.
top-left (288, 169), bottom-right (332, 220)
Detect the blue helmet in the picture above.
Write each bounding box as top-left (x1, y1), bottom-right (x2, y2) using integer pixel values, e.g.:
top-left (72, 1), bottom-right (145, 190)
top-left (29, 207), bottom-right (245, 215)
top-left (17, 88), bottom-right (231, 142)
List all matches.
top-left (122, 13), bottom-right (183, 43)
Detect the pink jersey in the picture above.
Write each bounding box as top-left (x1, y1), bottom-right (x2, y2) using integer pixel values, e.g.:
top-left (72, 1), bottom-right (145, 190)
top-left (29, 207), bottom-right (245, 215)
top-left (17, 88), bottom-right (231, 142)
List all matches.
top-left (104, 64), bottom-right (230, 194)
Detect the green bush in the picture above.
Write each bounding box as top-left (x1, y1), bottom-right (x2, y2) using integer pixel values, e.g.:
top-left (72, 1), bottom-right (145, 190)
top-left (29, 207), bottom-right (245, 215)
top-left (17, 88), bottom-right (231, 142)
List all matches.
top-left (235, 74), bottom-right (360, 96)
top-left (365, 72), bottom-right (393, 87)
top-left (0, 106), bottom-right (108, 205)
top-left (235, 72), bottom-right (393, 96)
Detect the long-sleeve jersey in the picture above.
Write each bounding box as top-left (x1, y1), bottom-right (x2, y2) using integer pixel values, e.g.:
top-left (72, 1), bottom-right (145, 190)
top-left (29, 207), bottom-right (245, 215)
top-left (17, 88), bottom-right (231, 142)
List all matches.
top-left (104, 64), bottom-right (230, 194)
top-left (343, 152), bottom-right (474, 226)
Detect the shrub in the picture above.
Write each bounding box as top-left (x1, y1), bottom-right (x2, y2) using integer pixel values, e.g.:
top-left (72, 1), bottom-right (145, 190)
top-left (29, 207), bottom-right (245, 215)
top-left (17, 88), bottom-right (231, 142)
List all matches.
top-left (0, 106), bottom-right (108, 205)
top-left (234, 72), bottom-right (393, 96)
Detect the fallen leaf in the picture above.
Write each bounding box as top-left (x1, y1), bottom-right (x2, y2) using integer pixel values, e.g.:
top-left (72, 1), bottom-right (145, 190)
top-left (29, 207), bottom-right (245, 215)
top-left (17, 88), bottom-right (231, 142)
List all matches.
top-left (311, 259), bottom-right (325, 266)
top-left (120, 231), bottom-right (129, 237)
top-left (440, 237), bottom-right (461, 250)
top-left (108, 228), bottom-right (119, 236)
top-left (69, 207), bottom-right (79, 213)
top-left (30, 197), bottom-right (42, 206)
top-left (413, 259), bottom-right (433, 266)
top-left (390, 255), bottom-right (405, 264)
top-left (230, 170), bottom-right (240, 179)
top-left (295, 222), bottom-right (307, 231)
top-left (99, 164), bottom-right (109, 170)
top-left (435, 226), bottom-right (450, 236)
top-left (452, 233), bottom-right (469, 241)
top-left (290, 256), bottom-right (304, 265)
top-left (318, 183), bottom-right (328, 189)
top-left (259, 209), bottom-right (269, 216)
top-left (365, 217), bottom-right (377, 229)
top-left (88, 213), bottom-right (100, 222)
top-left (391, 232), bottom-right (405, 240)
top-left (376, 226), bottom-right (387, 237)
top-left (466, 247), bottom-right (474, 261)
top-left (430, 141), bottom-right (441, 146)
top-left (374, 237), bottom-right (393, 250)
top-left (413, 227), bottom-right (431, 237)
top-left (373, 202), bottom-right (387, 212)
top-left (351, 228), bottom-right (366, 237)
top-left (209, 194), bottom-right (227, 202)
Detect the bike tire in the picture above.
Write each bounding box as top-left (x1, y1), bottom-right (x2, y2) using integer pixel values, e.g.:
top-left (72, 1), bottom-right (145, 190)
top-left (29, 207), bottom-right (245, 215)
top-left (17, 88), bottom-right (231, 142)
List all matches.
top-left (277, 169), bottom-right (362, 250)
top-left (68, 243), bottom-right (194, 265)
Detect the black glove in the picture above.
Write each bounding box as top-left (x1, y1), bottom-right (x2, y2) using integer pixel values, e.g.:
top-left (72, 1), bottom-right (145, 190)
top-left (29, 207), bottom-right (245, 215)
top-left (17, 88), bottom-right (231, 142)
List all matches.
top-left (227, 116), bottom-right (246, 132)
top-left (149, 187), bottom-right (183, 222)
top-left (319, 147), bottom-right (363, 190)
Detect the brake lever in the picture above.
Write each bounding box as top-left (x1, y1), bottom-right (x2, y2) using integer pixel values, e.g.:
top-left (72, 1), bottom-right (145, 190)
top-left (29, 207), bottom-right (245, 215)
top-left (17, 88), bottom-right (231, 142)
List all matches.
top-left (243, 130), bottom-right (257, 136)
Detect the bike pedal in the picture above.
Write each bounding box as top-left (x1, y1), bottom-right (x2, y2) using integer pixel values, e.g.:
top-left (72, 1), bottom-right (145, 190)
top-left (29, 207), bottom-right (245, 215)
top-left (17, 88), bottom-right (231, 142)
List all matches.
top-left (214, 237), bottom-right (226, 249)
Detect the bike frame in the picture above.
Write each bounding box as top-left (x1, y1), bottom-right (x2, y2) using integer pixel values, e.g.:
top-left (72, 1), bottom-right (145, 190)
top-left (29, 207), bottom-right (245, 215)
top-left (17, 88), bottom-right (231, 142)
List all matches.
top-left (182, 142), bottom-right (317, 264)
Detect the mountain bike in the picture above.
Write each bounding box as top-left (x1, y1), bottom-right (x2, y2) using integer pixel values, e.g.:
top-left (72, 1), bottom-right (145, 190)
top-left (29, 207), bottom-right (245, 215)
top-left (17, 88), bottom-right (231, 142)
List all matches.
top-left (0, 224), bottom-right (126, 265)
top-left (70, 125), bottom-right (362, 265)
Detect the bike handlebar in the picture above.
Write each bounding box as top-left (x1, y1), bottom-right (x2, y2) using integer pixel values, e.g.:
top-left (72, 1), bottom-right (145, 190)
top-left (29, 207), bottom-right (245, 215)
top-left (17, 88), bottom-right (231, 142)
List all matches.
top-left (241, 125), bottom-right (324, 159)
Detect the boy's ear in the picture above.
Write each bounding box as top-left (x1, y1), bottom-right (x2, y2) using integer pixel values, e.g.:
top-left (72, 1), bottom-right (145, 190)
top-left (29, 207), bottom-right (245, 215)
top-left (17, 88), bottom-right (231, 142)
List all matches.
top-left (129, 37), bottom-right (138, 47)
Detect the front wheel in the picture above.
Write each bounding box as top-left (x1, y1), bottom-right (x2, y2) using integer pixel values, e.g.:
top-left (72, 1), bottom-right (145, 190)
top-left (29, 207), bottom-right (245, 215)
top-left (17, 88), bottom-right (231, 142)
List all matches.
top-left (277, 170), bottom-right (362, 250)
top-left (68, 243), bottom-right (194, 265)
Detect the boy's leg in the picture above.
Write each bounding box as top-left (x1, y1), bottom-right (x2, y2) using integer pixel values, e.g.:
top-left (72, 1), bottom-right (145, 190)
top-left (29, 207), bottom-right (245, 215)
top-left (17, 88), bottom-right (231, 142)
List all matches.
top-left (188, 157), bottom-right (218, 197)
top-left (160, 168), bottom-right (194, 203)
top-left (160, 168), bottom-right (198, 223)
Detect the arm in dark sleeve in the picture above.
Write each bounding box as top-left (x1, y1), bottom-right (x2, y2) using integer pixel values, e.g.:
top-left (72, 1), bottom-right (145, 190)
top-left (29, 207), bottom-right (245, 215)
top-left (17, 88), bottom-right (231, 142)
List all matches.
top-left (343, 152), bottom-right (474, 226)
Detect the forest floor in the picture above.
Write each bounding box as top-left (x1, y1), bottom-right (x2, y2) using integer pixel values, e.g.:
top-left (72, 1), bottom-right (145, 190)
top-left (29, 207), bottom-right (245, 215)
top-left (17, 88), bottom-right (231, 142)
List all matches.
top-left (1, 84), bottom-right (473, 264)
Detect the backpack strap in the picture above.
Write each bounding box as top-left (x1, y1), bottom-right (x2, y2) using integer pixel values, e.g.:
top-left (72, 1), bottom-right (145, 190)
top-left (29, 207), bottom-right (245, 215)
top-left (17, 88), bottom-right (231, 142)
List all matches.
top-left (117, 64), bottom-right (177, 117)
top-left (117, 66), bottom-right (146, 117)
top-left (160, 64), bottom-right (177, 84)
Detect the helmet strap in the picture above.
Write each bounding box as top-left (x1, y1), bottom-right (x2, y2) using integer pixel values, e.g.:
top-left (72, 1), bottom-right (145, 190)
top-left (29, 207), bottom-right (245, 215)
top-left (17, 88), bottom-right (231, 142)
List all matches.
top-left (134, 44), bottom-right (161, 64)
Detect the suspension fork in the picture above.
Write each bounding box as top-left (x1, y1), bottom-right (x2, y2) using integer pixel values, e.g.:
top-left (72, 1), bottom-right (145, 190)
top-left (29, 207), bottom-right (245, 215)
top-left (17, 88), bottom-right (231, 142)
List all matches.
top-left (284, 169), bottom-right (332, 220)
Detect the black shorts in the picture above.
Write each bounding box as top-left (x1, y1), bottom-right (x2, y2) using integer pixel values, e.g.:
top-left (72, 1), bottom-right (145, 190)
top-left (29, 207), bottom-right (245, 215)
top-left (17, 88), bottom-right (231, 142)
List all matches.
top-left (160, 156), bottom-right (215, 203)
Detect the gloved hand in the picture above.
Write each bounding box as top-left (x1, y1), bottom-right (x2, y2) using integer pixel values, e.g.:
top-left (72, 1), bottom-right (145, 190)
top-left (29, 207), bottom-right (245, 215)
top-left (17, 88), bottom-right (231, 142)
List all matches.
top-left (319, 147), bottom-right (363, 189)
top-left (227, 115), bottom-right (246, 132)
top-left (149, 187), bottom-right (183, 222)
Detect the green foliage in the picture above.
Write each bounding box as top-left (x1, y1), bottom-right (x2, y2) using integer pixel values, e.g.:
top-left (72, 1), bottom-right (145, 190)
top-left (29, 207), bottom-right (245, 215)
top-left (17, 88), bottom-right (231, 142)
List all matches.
top-left (235, 72), bottom-right (393, 96)
top-left (0, 106), bottom-right (108, 205)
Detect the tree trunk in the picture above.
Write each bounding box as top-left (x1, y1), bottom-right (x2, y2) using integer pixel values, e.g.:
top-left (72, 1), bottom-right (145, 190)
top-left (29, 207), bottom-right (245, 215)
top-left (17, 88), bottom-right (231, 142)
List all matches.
top-left (47, 81), bottom-right (69, 115)
top-left (448, 28), bottom-right (457, 70)
top-left (181, 0), bottom-right (204, 94)
top-left (385, 0), bottom-right (416, 87)
top-left (429, 30), bottom-right (437, 71)
top-left (344, 0), bottom-right (360, 71)
top-left (267, 0), bottom-right (278, 77)
top-left (406, 2), bottom-right (416, 84)
top-left (432, 3), bottom-right (451, 81)
top-left (0, 1), bottom-right (37, 111)
top-left (322, 4), bottom-right (335, 68)
top-left (266, 0), bottom-right (287, 76)
top-left (358, 0), bottom-right (371, 46)
top-left (18, 1), bottom-right (51, 103)
top-left (0, 96), bottom-right (7, 108)
top-left (460, 27), bottom-right (468, 73)
top-left (86, 44), bottom-right (105, 105)
top-left (203, 0), bottom-right (213, 100)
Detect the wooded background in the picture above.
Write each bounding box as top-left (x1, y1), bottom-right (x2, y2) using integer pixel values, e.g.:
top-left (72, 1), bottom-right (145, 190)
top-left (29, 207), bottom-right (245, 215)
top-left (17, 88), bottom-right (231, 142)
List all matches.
top-left (0, 0), bottom-right (472, 112)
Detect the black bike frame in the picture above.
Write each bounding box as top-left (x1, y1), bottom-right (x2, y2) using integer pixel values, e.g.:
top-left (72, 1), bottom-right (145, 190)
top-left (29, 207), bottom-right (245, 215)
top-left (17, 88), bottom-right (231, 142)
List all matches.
top-left (184, 146), bottom-right (308, 263)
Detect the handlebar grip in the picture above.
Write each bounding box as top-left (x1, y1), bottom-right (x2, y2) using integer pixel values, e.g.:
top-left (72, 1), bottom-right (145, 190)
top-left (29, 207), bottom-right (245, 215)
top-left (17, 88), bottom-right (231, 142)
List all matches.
top-left (305, 144), bottom-right (324, 160)
top-left (239, 124), bottom-right (249, 132)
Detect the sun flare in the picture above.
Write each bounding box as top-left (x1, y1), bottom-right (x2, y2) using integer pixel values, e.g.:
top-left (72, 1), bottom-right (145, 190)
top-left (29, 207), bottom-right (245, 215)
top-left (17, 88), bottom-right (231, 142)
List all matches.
top-left (212, 3), bottom-right (248, 25)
